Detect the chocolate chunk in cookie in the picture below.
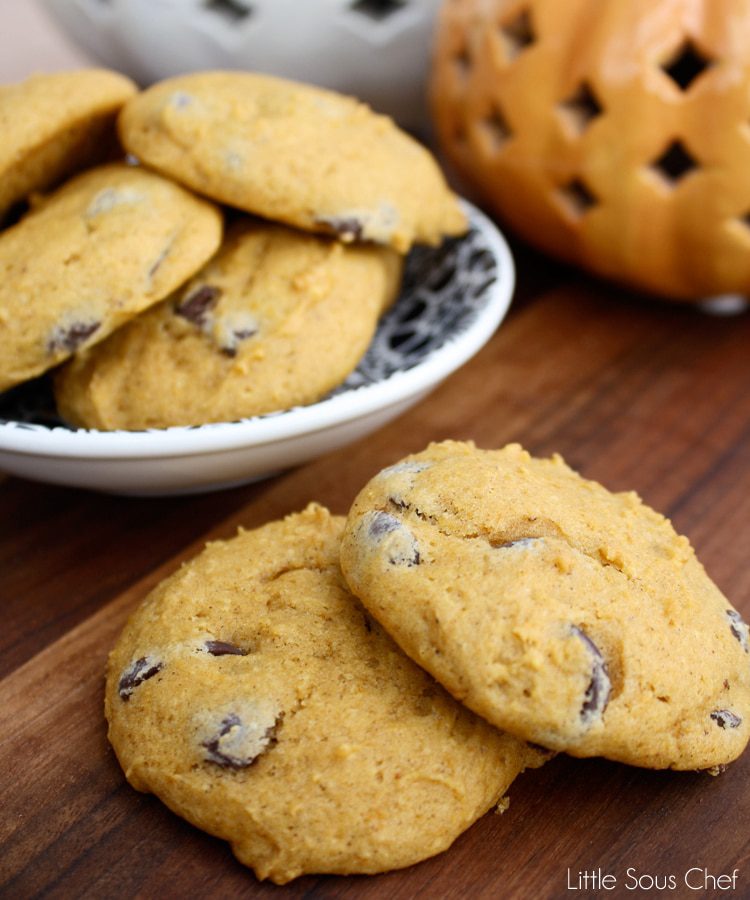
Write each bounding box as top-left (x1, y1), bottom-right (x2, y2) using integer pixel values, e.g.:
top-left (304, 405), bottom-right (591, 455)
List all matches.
top-left (176, 285), bottom-right (222, 327)
top-left (200, 705), bottom-right (282, 768)
top-left (364, 511), bottom-right (421, 566)
top-left (572, 626), bottom-right (611, 725)
top-left (118, 655), bottom-right (163, 701)
top-left (203, 640), bottom-right (247, 657)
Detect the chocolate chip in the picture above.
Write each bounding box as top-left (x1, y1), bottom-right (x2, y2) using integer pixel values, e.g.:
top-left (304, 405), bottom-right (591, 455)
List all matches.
top-left (494, 537), bottom-right (541, 550)
top-left (170, 91), bottom-right (193, 109)
top-left (572, 626), bottom-right (611, 724)
top-left (221, 326), bottom-right (258, 357)
top-left (378, 462), bottom-right (432, 510)
top-left (118, 655), bottom-right (163, 701)
top-left (48, 321), bottom-right (100, 354)
top-left (234, 327), bottom-right (257, 341)
top-left (726, 610), bottom-right (749, 654)
top-left (204, 640), bottom-right (247, 657)
top-left (379, 461), bottom-right (431, 478)
top-left (366, 511), bottom-right (421, 566)
top-left (711, 709), bottom-right (742, 729)
top-left (176, 285), bottom-right (221, 327)
top-left (315, 215), bottom-right (364, 241)
top-left (203, 713), bottom-right (243, 767)
top-left (202, 710), bottom-right (282, 768)
top-left (368, 511), bottom-right (402, 537)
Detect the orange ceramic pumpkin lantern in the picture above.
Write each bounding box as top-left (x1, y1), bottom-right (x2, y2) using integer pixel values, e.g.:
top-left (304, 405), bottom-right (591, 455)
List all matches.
top-left (431, 0), bottom-right (750, 301)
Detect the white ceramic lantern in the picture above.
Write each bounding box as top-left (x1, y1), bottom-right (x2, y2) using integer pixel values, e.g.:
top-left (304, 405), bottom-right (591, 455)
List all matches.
top-left (41, 0), bottom-right (442, 131)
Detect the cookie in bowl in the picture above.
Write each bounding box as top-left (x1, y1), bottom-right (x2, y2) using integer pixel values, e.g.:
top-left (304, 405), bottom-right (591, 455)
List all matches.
top-left (105, 504), bottom-right (545, 883)
top-left (55, 218), bottom-right (402, 429)
top-left (0, 68), bottom-right (136, 222)
top-left (340, 441), bottom-right (750, 771)
top-left (118, 71), bottom-right (466, 252)
top-left (0, 163), bottom-right (222, 393)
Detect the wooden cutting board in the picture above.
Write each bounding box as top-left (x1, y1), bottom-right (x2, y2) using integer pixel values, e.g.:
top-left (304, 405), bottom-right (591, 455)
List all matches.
top-left (2, 279), bottom-right (750, 899)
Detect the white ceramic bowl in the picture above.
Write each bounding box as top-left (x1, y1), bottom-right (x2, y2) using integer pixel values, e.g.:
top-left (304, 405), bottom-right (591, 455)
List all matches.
top-left (41, 0), bottom-right (442, 131)
top-left (0, 202), bottom-right (514, 495)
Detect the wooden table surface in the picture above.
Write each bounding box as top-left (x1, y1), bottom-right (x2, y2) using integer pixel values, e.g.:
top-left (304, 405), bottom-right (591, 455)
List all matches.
top-left (2, 7), bottom-right (750, 900)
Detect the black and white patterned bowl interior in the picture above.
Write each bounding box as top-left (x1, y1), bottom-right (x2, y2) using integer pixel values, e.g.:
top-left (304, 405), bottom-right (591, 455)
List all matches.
top-left (0, 212), bottom-right (501, 433)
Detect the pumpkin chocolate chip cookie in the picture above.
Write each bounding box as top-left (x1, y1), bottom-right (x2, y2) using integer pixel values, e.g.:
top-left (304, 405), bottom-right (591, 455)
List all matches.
top-left (55, 218), bottom-right (402, 429)
top-left (0, 163), bottom-right (222, 393)
top-left (0, 68), bottom-right (136, 222)
top-left (118, 71), bottom-right (467, 252)
top-left (105, 505), bottom-right (544, 883)
top-left (340, 441), bottom-right (750, 771)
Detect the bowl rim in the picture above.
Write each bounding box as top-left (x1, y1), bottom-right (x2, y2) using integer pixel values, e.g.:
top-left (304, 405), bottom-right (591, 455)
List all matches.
top-left (0, 200), bottom-right (514, 460)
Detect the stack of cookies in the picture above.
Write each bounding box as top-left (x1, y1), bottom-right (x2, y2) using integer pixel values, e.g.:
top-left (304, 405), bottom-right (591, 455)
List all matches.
top-left (0, 69), bottom-right (466, 428)
top-left (106, 441), bottom-right (750, 883)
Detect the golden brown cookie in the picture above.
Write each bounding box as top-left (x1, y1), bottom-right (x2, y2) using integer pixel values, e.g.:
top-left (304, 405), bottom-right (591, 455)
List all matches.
top-left (105, 505), bottom-right (543, 883)
top-left (0, 163), bottom-right (222, 393)
top-left (54, 218), bottom-right (402, 429)
top-left (118, 71), bottom-right (466, 252)
top-left (0, 68), bottom-right (136, 222)
top-left (340, 441), bottom-right (750, 771)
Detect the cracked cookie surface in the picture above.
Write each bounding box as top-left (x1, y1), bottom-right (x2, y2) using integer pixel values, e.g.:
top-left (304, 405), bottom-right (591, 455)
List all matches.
top-left (118, 71), bottom-right (467, 252)
top-left (0, 163), bottom-right (222, 393)
top-left (340, 442), bottom-right (750, 770)
top-left (0, 68), bottom-right (136, 222)
top-left (55, 218), bottom-right (402, 429)
top-left (105, 504), bottom-right (544, 883)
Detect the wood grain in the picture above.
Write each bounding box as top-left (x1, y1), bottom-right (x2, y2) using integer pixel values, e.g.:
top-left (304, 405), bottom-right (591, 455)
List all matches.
top-left (2, 284), bottom-right (750, 899)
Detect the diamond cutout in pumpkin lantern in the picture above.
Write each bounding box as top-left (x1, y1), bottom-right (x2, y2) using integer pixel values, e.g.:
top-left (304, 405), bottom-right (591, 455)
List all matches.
top-left (661, 39), bottom-right (714, 91)
top-left (500, 8), bottom-right (535, 62)
top-left (480, 106), bottom-right (513, 152)
top-left (649, 140), bottom-right (699, 187)
top-left (557, 82), bottom-right (603, 136)
top-left (556, 178), bottom-right (599, 220)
